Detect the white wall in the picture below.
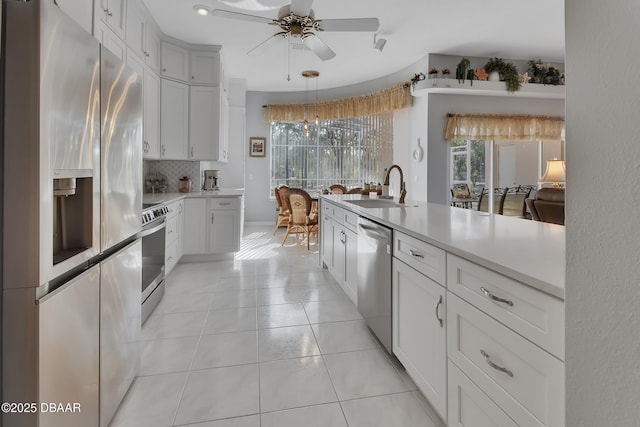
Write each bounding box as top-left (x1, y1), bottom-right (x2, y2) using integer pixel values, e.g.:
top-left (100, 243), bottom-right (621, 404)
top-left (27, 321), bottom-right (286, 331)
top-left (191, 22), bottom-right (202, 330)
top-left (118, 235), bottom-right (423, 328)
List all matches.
top-left (565, 1), bottom-right (640, 425)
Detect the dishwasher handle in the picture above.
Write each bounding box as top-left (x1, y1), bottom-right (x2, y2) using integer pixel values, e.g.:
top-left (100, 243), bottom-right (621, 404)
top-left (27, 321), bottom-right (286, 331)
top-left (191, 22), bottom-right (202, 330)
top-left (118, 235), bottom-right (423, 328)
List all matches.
top-left (358, 223), bottom-right (390, 242)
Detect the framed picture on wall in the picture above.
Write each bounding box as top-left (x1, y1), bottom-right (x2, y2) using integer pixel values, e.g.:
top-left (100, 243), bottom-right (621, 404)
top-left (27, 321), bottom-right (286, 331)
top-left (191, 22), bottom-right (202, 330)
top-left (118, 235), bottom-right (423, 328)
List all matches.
top-left (249, 137), bottom-right (266, 157)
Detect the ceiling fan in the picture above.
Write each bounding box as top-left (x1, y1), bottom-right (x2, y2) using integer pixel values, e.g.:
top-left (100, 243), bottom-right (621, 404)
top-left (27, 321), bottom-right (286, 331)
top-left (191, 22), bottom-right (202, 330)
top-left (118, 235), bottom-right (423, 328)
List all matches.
top-left (211, 0), bottom-right (380, 61)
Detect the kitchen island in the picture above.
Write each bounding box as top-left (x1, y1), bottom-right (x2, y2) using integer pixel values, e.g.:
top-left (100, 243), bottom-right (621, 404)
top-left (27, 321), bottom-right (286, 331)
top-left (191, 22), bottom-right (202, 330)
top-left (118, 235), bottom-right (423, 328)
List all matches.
top-left (320, 194), bottom-right (565, 427)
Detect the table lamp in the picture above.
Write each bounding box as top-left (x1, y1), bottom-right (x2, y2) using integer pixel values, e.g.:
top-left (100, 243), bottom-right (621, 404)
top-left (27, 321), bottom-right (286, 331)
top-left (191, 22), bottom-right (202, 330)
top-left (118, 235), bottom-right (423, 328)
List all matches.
top-left (541, 158), bottom-right (566, 188)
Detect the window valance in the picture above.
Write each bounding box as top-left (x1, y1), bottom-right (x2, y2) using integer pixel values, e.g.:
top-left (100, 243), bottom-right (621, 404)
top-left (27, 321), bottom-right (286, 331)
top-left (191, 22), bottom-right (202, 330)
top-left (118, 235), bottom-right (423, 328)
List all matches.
top-left (265, 83), bottom-right (411, 122)
top-left (444, 114), bottom-right (565, 141)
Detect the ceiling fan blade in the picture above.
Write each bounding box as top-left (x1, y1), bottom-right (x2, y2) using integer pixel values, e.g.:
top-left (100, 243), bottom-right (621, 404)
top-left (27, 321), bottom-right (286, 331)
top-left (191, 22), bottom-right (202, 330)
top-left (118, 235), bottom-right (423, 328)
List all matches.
top-left (318, 18), bottom-right (380, 32)
top-left (211, 9), bottom-right (274, 24)
top-left (290, 0), bottom-right (313, 16)
top-left (247, 34), bottom-right (281, 56)
top-left (303, 35), bottom-right (336, 61)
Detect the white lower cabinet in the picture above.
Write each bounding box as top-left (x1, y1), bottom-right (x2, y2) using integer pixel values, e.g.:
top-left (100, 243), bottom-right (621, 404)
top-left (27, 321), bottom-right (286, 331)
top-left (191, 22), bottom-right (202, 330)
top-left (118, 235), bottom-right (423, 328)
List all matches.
top-left (165, 199), bottom-right (184, 274)
top-left (392, 257), bottom-right (447, 421)
top-left (447, 292), bottom-right (564, 427)
top-left (184, 197), bottom-right (241, 255)
top-left (183, 198), bottom-right (208, 254)
top-left (448, 361), bottom-right (517, 427)
top-left (209, 209), bottom-right (240, 253)
top-left (321, 201), bottom-right (357, 305)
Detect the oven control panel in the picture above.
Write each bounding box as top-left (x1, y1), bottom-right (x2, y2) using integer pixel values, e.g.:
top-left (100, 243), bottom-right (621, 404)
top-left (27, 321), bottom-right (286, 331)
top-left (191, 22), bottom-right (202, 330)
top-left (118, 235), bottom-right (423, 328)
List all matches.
top-left (142, 205), bottom-right (169, 226)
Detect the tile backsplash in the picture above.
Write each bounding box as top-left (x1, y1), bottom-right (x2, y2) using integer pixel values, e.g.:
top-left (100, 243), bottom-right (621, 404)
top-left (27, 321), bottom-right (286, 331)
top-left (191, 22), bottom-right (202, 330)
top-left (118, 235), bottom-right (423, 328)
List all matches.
top-left (144, 160), bottom-right (201, 193)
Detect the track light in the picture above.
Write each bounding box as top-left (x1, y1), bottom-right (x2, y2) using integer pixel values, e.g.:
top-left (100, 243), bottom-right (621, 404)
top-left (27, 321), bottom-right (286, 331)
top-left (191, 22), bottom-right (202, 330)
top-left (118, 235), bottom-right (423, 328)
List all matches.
top-left (373, 34), bottom-right (387, 52)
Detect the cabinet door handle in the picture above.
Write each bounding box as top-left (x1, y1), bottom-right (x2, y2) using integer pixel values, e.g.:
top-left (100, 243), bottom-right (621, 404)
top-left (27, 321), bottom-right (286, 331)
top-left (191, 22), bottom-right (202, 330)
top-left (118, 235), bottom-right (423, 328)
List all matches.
top-left (211, 212), bottom-right (215, 224)
top-left (106, 9), bottom-right (113, 16)
top-left (192, 76), bottom-right (195, 80)
top-left (190, 147), bottom-right (194, 157)
top-left (219, 202), bottom-right (231, 206)
top-left (480, 287), bottom-right (514, 306)
top-left (435, 295), bottom-right (444, 327)
top-left (162, 145), bottom-right (165, 156)
top-left (409, 249), bottom-right (424, 259)
top-left (480, 350), bottom-right (513, 377)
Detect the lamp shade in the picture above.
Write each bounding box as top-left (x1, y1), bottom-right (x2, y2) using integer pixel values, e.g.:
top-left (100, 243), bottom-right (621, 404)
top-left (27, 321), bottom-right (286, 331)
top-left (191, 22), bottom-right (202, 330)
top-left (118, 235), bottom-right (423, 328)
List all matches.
top-left (541, 159), bottom-right (566, 186)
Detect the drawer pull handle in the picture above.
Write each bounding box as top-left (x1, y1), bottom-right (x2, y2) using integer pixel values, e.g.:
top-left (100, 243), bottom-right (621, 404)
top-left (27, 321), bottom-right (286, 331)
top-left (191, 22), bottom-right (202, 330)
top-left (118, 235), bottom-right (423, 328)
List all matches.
top-left (435, 295), bottom-right (444, 327)
top-left (219, 202), bottom-right (231, 206)
top-left (480, 287), bottom-right (514, 306)
top-left (480, 350), bottom-right (513, 377)
top-left (409, 249), bottom-right (424, 259)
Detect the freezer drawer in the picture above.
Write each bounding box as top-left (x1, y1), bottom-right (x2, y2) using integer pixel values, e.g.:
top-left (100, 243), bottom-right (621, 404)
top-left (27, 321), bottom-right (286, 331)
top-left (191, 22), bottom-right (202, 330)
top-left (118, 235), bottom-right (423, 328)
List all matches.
top-left (100, 239), bottom-right (142, 427)
top-left (38, 264), bottom-right (101, 427)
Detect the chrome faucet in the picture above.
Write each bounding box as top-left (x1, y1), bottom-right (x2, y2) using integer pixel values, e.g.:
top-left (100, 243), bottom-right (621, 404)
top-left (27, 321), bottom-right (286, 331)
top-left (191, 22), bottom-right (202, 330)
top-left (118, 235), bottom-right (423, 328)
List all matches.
top-left (383, 164), bottom-right (407, 204)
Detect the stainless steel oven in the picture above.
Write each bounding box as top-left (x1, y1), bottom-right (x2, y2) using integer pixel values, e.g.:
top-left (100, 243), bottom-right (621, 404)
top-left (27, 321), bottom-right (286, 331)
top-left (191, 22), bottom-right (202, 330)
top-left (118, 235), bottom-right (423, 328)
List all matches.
top-left (140, 203), bottom-right (168, 323)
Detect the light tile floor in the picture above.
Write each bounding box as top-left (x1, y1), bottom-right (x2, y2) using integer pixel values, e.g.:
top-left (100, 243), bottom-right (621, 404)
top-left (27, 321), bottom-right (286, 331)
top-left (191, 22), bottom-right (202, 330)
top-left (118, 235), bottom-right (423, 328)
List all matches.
top-left (111, 225), bottom-right (445, 427)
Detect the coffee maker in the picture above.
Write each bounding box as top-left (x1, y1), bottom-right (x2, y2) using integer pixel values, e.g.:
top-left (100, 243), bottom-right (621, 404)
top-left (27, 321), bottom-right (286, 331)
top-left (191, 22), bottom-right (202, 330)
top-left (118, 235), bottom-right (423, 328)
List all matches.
top-left (203, 170), bottom-right (220, 191)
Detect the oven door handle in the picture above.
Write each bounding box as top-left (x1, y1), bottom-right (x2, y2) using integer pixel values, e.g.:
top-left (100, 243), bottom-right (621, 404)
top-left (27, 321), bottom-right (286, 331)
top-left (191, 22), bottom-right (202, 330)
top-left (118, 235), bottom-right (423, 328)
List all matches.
top-left (137, 219), bottom-right (166, 238)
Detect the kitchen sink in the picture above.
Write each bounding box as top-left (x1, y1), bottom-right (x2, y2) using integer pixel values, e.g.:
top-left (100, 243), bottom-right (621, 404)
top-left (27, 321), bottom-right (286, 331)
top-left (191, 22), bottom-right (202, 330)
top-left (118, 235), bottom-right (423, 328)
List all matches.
top-left (346, 199), bottom-right (416, 209)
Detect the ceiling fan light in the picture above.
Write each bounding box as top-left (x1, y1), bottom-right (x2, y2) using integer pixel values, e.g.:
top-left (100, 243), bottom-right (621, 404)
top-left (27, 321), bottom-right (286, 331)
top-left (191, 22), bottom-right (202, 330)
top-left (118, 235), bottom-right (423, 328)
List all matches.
top-left (194, 5), bottom-right (210, 16)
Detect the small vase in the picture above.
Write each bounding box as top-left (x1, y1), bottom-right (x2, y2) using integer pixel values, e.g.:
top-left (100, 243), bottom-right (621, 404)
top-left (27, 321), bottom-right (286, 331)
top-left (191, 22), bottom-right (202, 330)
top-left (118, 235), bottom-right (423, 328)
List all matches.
top-left (488, 71), bottom-right (500, 82)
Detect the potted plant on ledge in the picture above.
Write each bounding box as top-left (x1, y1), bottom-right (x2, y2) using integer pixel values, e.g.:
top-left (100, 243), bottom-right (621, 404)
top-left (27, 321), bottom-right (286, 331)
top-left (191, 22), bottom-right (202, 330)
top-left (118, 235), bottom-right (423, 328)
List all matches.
top-left (483, 57), bottom-right (521, 93)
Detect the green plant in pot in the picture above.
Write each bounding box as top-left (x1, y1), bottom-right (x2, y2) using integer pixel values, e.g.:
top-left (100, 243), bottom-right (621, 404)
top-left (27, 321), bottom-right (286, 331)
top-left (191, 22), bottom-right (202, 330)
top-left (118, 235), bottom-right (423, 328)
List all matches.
top-left (456, 58), bottom-right (471, 83)
top-left (483, 57), bottom-right (521, 93)
top-left (527, 60), bottom-right (563, 85)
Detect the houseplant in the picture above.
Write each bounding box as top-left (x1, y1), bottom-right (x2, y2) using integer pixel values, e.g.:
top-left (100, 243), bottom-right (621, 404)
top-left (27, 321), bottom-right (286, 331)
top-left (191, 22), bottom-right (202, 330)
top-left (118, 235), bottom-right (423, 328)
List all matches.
top-left (483, 57), bottom-right (521, 93)
top-left (527, 60), bottom-right (564, 85)
top-left (456, 58), bottom-right (474, 85)
top-left (428, 67), bottom-right (440, 78)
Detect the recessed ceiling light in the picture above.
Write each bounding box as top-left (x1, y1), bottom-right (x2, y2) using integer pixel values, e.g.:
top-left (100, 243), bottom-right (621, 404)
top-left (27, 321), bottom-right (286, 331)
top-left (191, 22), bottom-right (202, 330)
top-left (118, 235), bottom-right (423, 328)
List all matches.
top-left (194, 5), bottom-right (210, 16)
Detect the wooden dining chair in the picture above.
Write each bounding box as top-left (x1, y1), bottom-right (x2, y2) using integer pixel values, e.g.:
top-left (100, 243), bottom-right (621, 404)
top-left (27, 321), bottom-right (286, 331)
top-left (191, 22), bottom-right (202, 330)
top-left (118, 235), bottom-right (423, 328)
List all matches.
top-left (273, 185), bottom-right (290, 234)
top-left (477, 187), bottom-right (507, 214)
top-left (282, 188), bottom-right (318, 250)
top-left (502, 186), bottom-right (531, 217)
top-left (329, 184), bottom-right (347, 194)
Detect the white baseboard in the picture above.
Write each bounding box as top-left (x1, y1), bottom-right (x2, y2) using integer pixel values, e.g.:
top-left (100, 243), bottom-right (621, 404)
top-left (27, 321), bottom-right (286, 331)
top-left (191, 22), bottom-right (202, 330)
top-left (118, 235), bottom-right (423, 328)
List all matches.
top-left (245, 221), bottom-right (275, 226)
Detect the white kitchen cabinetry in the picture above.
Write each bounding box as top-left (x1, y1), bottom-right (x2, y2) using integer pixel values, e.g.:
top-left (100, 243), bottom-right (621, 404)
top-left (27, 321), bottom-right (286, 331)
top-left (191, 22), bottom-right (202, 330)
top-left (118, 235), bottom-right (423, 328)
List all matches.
top-left (126, 50), bottom-right (160, 159)
top-left (190, 50), bottom-right (220, 85)
top-left (392, 256), bottom-right (447, 421)
top-left (95, 0), bottom-right (126, 39)
top-left (209, 198), bottom-right (241, 253)
top-left (183, 197), bottom-right (242, 256)
top-left (321, 201), bottom-right (357, 305)
top-left (165, 199), bottom-right (184, 275)
top-left (125, 0), bottom-right (160, 73)
top-left (161, 41), bottom-right (190, 82)
top-left (95, 19), bottom-right (126, 60)
top-left (447, 292), bottom-right (564, 426)
top-left (160, 79), bottom-right (189, 160)
top-left (189, 85), bottom-right (221, 160)
top-left (183, 198), bottom-right (208, 255)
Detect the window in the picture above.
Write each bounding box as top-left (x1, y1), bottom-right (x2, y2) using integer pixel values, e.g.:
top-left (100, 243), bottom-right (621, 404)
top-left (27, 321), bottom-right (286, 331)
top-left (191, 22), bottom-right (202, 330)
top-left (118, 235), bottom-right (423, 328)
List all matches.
top-left (270, 114), bottom-right (393, 192)
top-left (450, 139), bottom-right (486, 192)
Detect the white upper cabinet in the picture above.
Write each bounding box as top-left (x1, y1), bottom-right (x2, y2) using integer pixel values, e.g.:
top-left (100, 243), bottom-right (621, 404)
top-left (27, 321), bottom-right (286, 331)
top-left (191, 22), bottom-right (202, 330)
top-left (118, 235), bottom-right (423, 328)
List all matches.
top-left (125, 0), bottom-right (160, 73)
top-left (160, 79), bottom-right (189, 160)
top-left (190, 50), bottom-right (220, 85)
top-left (161, 41), bottom-right (190, 82)
top-left (127, 49), bottom-right (160, 160)
top-left (95, 0), bottom-right (126, 39)
top-left (189, 85), bottom-right (220, 160)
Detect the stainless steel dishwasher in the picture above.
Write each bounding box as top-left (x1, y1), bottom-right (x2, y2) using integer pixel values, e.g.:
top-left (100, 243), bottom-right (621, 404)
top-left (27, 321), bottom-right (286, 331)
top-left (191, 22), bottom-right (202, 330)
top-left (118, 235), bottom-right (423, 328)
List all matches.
top-left (357, 217), bottom-right (393, 353)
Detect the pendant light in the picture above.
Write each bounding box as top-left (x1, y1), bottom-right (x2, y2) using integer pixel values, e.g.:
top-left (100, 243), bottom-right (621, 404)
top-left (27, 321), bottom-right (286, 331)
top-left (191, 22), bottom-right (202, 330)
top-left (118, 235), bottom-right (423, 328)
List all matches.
top-left (302, 70), bottom-right (320, 135)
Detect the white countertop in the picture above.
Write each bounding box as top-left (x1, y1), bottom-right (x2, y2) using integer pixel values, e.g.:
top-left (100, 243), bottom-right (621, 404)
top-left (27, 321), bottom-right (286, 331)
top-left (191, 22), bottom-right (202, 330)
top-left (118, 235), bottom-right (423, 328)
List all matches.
top-left (322, 194), bottom-right (565, 300)
top-left (143, 188), bottom-right (244, 206)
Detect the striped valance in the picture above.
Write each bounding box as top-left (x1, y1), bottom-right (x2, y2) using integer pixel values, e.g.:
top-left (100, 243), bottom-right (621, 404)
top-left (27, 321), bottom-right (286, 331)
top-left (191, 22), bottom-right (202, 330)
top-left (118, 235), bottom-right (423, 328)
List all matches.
top-left (265, 83), bottom-right (412, 122)
top-left (444, 114), bottom-right (565, 141)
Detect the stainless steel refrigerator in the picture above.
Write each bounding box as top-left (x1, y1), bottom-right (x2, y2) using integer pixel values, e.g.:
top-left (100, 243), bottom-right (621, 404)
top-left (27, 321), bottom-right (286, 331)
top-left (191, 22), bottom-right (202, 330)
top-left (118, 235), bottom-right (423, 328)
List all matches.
top-left (1, 1), bottom-right (142, 426)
